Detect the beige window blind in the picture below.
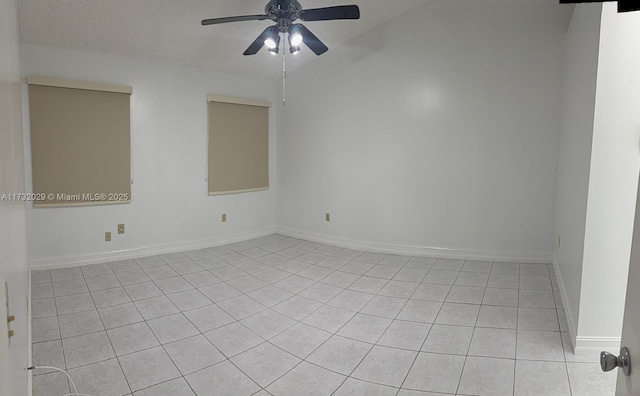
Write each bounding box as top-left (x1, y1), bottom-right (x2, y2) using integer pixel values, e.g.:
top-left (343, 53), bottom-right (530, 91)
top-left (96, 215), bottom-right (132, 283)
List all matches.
top-left (28, 76), bottom-right (132, 207)
top-left (207, 95), bottom-right (270, 195)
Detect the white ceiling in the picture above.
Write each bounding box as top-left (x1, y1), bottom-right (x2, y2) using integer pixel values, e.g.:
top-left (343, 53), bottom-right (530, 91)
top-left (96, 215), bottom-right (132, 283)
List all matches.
top-left (16, 0), bottom-right (432, 79)
top-left (16, 0), bottom-right (573, 80)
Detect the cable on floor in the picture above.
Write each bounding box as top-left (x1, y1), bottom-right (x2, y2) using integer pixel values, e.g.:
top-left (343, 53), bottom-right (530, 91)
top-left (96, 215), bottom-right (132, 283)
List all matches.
top-left (28, 365), bottom-right (93, 396)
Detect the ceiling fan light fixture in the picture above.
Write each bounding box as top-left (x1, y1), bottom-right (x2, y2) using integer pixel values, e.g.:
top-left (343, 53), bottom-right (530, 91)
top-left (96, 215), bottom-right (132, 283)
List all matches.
top-left (290, 33), bottom-right (303, 47)
top-left (290, 45), bottom-right (301, 54)
top-left (264, 38), bottom-right (277, 49)
top-left (268, 46), bottom-right (279, 55)
top-left (264, 26), bottom-right (280, 49)
top-left (289, 25), bottom-right (304, 47)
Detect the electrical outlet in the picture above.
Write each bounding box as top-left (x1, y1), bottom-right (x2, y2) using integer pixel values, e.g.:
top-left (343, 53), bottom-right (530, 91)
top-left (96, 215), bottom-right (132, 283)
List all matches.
top-left (221, 213), bottom-right (227, 222)
top-left (105, 232), bottom-right (111, 242)
top-left (118, 224), bottom-right (125, 234)
top-left (325, 213), bottom-right (331, 222)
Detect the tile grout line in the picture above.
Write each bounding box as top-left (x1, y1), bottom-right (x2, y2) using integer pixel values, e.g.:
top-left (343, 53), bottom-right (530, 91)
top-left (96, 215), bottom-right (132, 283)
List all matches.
top-left (324, 257), bottom-right (422, 393)
top-left (33, 237), bottom-right (579, 396)
top-left (216, 246), bottom-right (394, 393)
top-left (89, 281), bottom-right (136, 396)
top-left (392, 260), bottom-right (459, 395)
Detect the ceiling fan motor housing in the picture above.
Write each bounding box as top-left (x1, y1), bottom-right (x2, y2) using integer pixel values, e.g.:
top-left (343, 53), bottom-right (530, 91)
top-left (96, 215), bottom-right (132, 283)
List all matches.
top-left (265, 0), bottom-right (303, 32)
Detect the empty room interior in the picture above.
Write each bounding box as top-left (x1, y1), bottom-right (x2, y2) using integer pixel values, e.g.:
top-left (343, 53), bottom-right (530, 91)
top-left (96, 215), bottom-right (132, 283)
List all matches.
top-left (2, 0), bottom-right (640, 395)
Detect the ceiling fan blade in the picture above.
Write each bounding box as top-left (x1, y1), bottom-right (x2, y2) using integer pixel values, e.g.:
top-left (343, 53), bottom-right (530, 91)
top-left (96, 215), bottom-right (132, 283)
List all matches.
top-left (201, 14), bottom-right (268, 26)
top-left (243, 26), bottom-right (274, 56)
top-left (297, 24), bottom-right (328, 56)
top-left (299, 5), bottom-right (360, 21)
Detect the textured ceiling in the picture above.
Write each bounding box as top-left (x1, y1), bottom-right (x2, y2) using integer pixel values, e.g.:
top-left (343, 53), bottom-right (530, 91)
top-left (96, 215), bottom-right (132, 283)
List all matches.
top-left (16, 0), bottom-right (573, 80)
top-left (16, 0), bottom-right (431, 79)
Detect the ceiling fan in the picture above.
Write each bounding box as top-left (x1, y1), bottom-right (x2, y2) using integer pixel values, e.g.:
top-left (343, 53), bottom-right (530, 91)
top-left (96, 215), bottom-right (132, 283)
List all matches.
top-left (201, 0), bottom-right (361, 56)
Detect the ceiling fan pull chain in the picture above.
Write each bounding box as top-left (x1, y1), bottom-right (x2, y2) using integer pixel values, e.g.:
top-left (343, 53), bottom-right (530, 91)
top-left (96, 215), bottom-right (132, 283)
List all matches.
top-left (282, 35), bottom-right (287, 107)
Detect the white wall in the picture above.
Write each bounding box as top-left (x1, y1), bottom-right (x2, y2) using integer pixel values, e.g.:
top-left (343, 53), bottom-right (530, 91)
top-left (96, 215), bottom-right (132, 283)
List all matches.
top-left (0, 0), bottom-right (30, 394)
top-left (277, 1), bottom-right (567, 260)
top-left (553, 3), bottom-right (601, 344)
top-left (577, 3), bottom-right (640, 351)
top-left (20, 44), bottom-right (278, 267)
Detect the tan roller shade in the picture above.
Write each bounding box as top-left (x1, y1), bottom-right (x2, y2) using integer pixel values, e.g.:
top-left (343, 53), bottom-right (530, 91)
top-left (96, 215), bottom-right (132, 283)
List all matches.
top-left (208, 97), bottom-right (269, 195)
top-left (28, 77), bottom-right (132, 207)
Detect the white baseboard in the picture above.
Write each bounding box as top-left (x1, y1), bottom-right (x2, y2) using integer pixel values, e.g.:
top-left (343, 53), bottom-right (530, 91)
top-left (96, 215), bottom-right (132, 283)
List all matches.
top-left (553, 254), bottom-right (579, 349)
top-left (277, 226), bottom-right (553, 263)
top-left (553, 254), bottom-right (621, 356)
top-left (575, 336), bottom-right (621, 355)
top-left (30, 224), bottom-right (554, 268)
top-left (30, 226), bottom-right (277, 269)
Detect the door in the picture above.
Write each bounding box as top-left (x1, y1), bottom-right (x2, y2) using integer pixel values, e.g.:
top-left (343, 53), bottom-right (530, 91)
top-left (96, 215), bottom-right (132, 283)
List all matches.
top-left (616, 173), bottom-right (640, 395)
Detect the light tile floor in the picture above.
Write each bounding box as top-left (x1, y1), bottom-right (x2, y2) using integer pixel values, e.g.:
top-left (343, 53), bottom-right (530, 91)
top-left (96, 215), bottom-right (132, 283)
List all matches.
top-left (31, 234), bottom-right (616, 396)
